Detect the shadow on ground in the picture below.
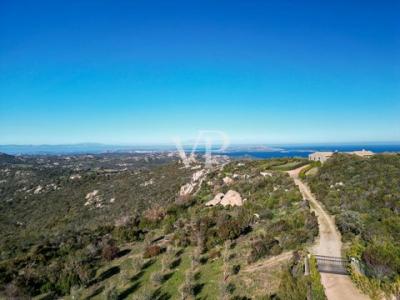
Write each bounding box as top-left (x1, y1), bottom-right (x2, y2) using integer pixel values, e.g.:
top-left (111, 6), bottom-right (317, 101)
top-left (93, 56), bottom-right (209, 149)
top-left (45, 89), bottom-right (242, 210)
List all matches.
top-left (84, 285), bottom-right (105, 299)
top-left (87, 266), bottom-right (121, 287)
top-left (152, 287), bottom-right (171, 300)
top-left (117, 282), bottom-right (141, 300)
top-left (130, 270), bottom-right (145, 282)
top-left (116, 249), bottom-right (131, 258)
top-left (141, 258), bottom-right (155, 270)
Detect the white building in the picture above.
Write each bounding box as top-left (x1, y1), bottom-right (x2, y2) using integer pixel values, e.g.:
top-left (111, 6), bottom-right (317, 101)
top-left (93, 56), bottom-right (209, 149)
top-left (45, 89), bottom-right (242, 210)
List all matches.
top-left (308, 149), bottom-right (374, 163)
top-left (308, 152), bottom-right (334, 163)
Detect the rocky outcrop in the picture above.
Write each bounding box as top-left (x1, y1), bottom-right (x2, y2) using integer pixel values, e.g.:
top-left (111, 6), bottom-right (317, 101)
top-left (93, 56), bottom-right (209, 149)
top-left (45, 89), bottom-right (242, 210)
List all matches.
top-left (179, 183), bottom-right (196, 196)
top-left (223, 176), bottom-right (234, 185)
top-left (192, 170), bottom-right (206, 182)
top-left (34, 185), bottom-right (43, 194)
top-left (206, 190), bottom-right (244, 207)
top-left (179, 169), bottom-right (207, 197)
top-left (141, 179), bottom-right (154, 187)
top-left (205, 193), bottom-right (224, 206)
top-left (221, 190), bottom-right (243, 206)
top-left (260, 172), bottom-right (272, 177)
top-left (84, 190), bottom-right (103, 207)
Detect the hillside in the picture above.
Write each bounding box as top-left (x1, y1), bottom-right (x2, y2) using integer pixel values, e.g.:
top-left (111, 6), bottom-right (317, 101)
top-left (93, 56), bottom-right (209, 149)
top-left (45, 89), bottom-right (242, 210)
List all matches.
top-left (0, 154), bottom-right (191, 258)
top-left (307, 154), bottom-right (400, 298)
top-left (0, 152), bottom-right (21, 165)
top-left (0, 156), bottom-right (323, 299)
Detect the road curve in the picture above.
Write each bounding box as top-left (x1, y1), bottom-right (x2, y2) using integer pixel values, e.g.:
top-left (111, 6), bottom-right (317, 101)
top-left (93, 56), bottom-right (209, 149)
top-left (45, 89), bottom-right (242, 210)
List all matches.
top-left (288, 166), bottom-right (369, 300)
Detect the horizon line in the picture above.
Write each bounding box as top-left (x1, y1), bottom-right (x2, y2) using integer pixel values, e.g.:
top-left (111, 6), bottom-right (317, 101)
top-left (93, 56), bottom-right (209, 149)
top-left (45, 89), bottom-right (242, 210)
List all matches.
top-left (1, 141), bottom-right (400, 147)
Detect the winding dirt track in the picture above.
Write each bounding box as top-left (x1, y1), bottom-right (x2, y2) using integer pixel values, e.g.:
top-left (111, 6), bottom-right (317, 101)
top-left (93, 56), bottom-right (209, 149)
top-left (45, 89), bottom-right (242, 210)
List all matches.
top-left (288, 166), bottom-right (369, 300)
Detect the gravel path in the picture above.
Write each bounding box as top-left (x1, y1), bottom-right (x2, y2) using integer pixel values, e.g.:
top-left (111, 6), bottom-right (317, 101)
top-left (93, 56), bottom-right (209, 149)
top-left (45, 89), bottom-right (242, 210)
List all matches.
top-left (288, 166), bottom-right (369, 300)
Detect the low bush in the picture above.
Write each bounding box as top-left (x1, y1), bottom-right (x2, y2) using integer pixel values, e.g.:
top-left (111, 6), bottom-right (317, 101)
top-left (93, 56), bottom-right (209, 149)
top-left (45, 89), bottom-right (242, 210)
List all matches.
top-left (208, 249), bottom-right (221, 260)
top-left (336, 210), bottom-right (363, 237)
top-left (151, 271), bottom-right (165, 284)
top-left (231, 264), bottom-right (241, 275)
top-left (101, 241), bottom-right (120, 261)
top-left (309, 154), bottom-right (400, 296)
top-left (143, 245), bottom-right (164, 258)
top-left (247, 236), bottom-right (279, 264)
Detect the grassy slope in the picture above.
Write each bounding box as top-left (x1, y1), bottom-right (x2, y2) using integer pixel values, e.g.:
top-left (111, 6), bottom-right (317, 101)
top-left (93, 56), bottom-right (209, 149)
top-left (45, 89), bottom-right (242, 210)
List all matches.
top-left (53, 159), bottom-right (321, 299)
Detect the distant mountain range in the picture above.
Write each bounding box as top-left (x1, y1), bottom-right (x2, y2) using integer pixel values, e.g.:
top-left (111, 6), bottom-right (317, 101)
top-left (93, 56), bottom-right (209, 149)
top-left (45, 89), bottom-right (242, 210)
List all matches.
top-left (0, 152), bottom-right (20, 164)
top-left (0, 143), bottom-right (171, 155)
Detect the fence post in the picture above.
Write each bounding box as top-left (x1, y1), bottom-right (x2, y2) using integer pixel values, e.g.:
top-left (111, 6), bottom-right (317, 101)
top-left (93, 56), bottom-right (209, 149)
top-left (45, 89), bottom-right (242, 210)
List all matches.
top-left (305, 254), bottom-right (312, 300)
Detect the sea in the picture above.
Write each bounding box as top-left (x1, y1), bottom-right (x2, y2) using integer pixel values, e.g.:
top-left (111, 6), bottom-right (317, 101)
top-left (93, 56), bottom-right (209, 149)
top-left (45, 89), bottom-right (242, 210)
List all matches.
top-left (1, 143), bottom-right (400, 158)
top-left (218, 144), bottom-right (400, 159)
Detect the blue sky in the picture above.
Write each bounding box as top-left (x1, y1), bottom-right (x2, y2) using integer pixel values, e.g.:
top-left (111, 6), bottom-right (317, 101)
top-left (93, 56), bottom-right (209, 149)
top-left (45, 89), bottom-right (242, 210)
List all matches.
top-left (0, 0), bottom-right (399, 145)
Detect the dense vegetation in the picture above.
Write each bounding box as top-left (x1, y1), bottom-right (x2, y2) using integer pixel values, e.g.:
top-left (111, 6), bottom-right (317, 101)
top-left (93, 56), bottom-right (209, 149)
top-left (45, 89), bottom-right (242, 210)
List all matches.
top-left (308, 154), bottom-right (400, 298)
top-left (278, 252), bottom-right (326, 300)
top-left (0, 153), bottom-right (191, 297)
top-left (0, 154), bottom-right (319, 299)
top-left (0, 154), bottom-right (191, 257)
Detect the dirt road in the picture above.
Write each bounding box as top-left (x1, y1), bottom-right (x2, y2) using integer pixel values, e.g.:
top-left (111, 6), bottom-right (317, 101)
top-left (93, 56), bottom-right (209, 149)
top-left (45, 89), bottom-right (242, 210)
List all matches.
top-left (243, 251), bottom-right (293, 273)
top-left (288, 166), bottom-right (369, 300)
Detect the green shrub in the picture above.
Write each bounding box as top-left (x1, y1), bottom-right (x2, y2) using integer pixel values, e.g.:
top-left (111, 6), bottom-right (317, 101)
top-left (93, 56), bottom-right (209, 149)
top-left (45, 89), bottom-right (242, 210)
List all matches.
top-left (247, 236), bottom-right (279, 264)
top-left (309, 154), bottom-right (400, 295)
top-left (143, 245), bottom-right (164, 258)
top-left (363, 240), bottom-right (400, 279)
top-left (336, 211), bottom-right (363, 237)
top-left (112, 225), bottom-right (144, 243)
top-left (101, 242), bottom-right (120, 261)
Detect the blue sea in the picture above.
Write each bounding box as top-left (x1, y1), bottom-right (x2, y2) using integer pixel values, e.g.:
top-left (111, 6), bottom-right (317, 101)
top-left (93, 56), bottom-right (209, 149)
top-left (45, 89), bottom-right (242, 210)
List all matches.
top-left (218, 144), bottom-right (400, 159)
top-left (1, 143), bottom-right (399, 158)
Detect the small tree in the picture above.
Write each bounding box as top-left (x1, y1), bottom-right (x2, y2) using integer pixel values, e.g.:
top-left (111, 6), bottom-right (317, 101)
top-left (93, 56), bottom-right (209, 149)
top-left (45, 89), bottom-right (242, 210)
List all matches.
top-left (131, 258), bottom-right (143, 273)
top-left (179, 272), bottom-right (195, 300)
top-left (132, 289), bottom-right (154, 300)
top-left (101, 243), bottom-right (120, 261)
top-left (161, 252), bottom-right (171, 272)
top-left (151, 271), bottom-right (164, 286)
top-left (143, 245), bottom-right (164, 258)
top-left (220, 240), bottom-right (232, 300)
top-left (103, 286), bottom-right (118, 300)
top-left (179, 254), bottom-right (197, 300)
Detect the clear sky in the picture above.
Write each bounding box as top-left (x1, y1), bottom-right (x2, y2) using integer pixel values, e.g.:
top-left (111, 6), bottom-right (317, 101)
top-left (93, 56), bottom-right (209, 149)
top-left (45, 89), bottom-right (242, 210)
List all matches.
top-left (0, 0), bottom-right (399, 145)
